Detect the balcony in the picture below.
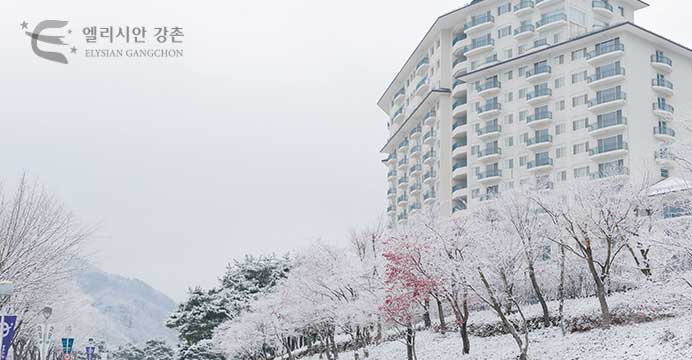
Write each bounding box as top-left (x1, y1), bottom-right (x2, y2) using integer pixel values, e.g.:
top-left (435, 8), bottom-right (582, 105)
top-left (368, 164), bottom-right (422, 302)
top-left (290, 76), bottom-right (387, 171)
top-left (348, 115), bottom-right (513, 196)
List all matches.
top-left (587, 67), bottom-right (626, 88)
top-left (514, 23), bottom-right (535, 40)
top-left (535, 0), bottom-right (561, 9)
top-left (397, 158), bottom-right (408, 171)
top-left (478, 54), bottom-right (499, 69)
top-left (409, 182), bottom-right (422, 195)
top-left (410, 126), bottom-right (422, 140)
top-left (536, 13), bottom-right (567, 32)
top-left (476, 102), bottom-right (501, 119)
top-left (452, 183), bottom-right (468, 200)
top-left (532, 38), bottom-right (550, 51)
top-left (477, 169), bottom-right (502, 184)
top-left (589, 142), bottom-right (629, 161)
top-left (387, 205), bottom-right (395, 214)
top-left (385, 153), bottom-right (397, 166)
top-left (423, 111), bottom-right (436, 126)
top-left (452, 79), bottom-right (466, 97)
top-left (392, 88), bottom-right (405, 107)
top-left (397, 195), bottom-right (408, 206)
top-left (453, 56), bottom-right (468, 78)
top-left (452, 140), bottom-right (468, 158)
top-left (527, 158), bottom-right (554, 172)
top-left (387, 187), bottom-right (397, 198)
top-left (397, 140), bottom-right (409, 153)
top-left (526, 64), bottom-right (551, 82)
top-left (526, 111), bottom-right (553, 128)
top-left (652, 102), bottom-right (674, 119)
top-left (527, 134), bottom-right (553, 151)
top-left (586, 43), bottom-right (625, 64)
top-left (452, 33), bottom-right (468, 56)
top-left (589, 116), bottom-right (627, 136)
top-left (423, 171), bottom-right (435, 184)
top-left (477, 147), bottom-right (502, 162)
top-left (453, 98), bottom-right (468, 117)
top-left (526, 88), bottom-right (552, 105)
top-left (591, 167), bottom-right (630, 180)
top-left (654, 127), bottom-right (676, 142)
top-left (423, 191), bottom-right (436, 205)
top-left (387, 170), bottom-right (397, 181)
top-left (588, 91), bottom-right (626, 112)
top-left (398, 177), bottom-right (409, 189)
top-left (479, 193), bottom-right (499, 202)
top-left (422, 151), bottom-right (434, 165)
top-left (476, 79), bottom-right (501, 97)
top-left (464, 14), bottom-right (495, 33)
top-left (409, 164), bottom-right (423, 177)
top-left (655, 150), bottom-right (676, 166)
top-left (415, 77), bottom-right (430, 96)
top-left (453, 202), bottom-right (467, 214)
top-left (652, 78), bottom-right (674, 97)
top-left (514, 1), bottom-right (535, 16)
top-left (409, 144), bottom-right (422, 157)
top-left (477, 124), bottom-right (501, 141)
top-left (453, 160), bottom-right (468, 179)
top-left (397, 213), bottom-right (407, 222)
top-left (592, 0), bottom-right (614, 17)
top-left (452, 118), bottom-right (468, 138)
top-left (423, 131), bottom-right (434, 145)
top-left (464, 38), bottom-right (495, 57)
top-left (651, 54), bottom-right (673, 72)
top-left (391, 107), bottom-right (404, 123)
top-left (415, 57), bottom-right (430, 76)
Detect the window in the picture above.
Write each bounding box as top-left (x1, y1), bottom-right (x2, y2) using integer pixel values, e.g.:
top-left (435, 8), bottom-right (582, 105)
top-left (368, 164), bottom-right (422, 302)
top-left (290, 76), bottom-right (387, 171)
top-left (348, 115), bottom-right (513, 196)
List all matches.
top-left (572, 70), bottom-right (587, 83)
top-left (505, 159), bottom-right (514, 169)
top-left (518, 88), bottom-right (527, 99)
top-left (518, 44), bottom-right (528, 55)
top-left (471, 145), bottom-right (480, 155)
top-left (505, 71), bottom-right (513, 80)
top-left (555, 54), bottom-right (565, 65)
top-left (504, 114), bottom-right (514, 124)
top-left (574, 166), bottom-right (590, 178)
top-left (505, 92), bottom-right (513, 102)
top-left (520, 132), bottom-right (529, 144)
top-left (519, 110), bottom-right (528, 122)
top-left (518, 66), bottom-right (527, 77)
top-left (556, 170), bottom-right (567, 182)
top-left (553, 33), bottom-right (561, 44)
top-left (504, 136), bottom-right (514, 147)
top-left (472, 189), bottom-right (480, 198)
top-left (661, 168), bottom-right (670, 178)
top-left (519, 155), bottom-right (528, 167)
top-left (573, 142), bottom-right (588, 154)
top-left (556, 146), bottom-right (565, 158)
top-left (498, 3), bottom-right (511, 15)
top-left (498, 26), bottom-right (512, 38)
top-left (555, 100), bottom-right (565, 111)
top-left (555, 123), bottom-right (566, 135)
top-left (555, 77), bottom-right (564, 89)
top-left (572, 118), bottom-right (588, 130)
top-left (572, 94), bottom-right (588, 107)
top-left (504, 181), bottom-right (515, 190)
top-left (571, 48), bottom-right (587, 61)
top-left (503, 48), bottom-right (513, 59)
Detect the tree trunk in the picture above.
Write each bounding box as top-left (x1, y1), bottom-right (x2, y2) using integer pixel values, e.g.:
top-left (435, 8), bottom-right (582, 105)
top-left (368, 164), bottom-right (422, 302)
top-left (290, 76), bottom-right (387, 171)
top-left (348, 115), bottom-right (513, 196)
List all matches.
top-left (527, 259), bottom-right (551, 328)
top-left (449, 296), bottom-right (471, 355)
top-left (436, 297), bottom-right (447, 334)
top-left (405, 324), bottom-right (416, 360)
top-left (558, 243), bottom-right (566, 336)
top-left (585, 250), bottom-right (611, 328)
top-left (330, 330), bottom-right (339, 359)
top-left (500, 271), bottom-right (514, 314)
top-left (422, 299), bottom-right (432, 329)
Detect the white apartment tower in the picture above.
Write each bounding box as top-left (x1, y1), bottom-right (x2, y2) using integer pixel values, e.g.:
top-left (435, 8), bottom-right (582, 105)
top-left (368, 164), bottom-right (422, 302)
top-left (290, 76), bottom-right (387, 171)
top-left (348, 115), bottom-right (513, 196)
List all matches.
top-left (378, 0), bottom-right (692, 226)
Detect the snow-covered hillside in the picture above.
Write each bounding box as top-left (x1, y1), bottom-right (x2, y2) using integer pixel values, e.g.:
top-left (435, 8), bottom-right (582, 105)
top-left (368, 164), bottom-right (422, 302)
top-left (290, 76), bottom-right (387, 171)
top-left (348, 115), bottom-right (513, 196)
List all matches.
top-left (49, 270), bottom-right (177, 347)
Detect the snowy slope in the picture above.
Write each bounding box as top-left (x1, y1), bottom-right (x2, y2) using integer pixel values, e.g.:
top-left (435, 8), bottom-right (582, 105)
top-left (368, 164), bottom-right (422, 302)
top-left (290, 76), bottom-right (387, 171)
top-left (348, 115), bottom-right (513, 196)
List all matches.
top-left (50, 270), bottom-right (178, 347)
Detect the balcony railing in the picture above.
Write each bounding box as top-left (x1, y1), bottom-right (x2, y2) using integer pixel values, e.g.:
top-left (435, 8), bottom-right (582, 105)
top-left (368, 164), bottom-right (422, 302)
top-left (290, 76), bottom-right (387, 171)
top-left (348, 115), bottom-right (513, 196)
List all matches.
top-left (589, 115), bottom-right (627, 131)
top-left (476, 79), bottom-right (501, 93)
top-left (453, 79), bottom-right (464, 89)
top-left (464, 38), bottom-right (495, 54)
top-left (527, 111), bottom-right (553, 124)
top-left (588, 91), bottom-right (626, 107)
top-left (409, 145), bottom-right (421, 154)
top-left (536, 13), bottom-right (567, 28)
top-left (478, 169), bottom-right (502, 180)
top-left (527, 158), bottom-right (554, 169)
top-left (387, 205), bottom-right (395, 213)
top-left (654, 127), bottom-right (676, 137)
top-left (464, 14), bottom-right (494, 30)
top-left (453, 183), bottom-right (468, 192)
top-left (478, 124), bottom-right (501, 136)
top-left (409, 183), bottom-right (422, 192)
top-left (588, 67), bottom-right (625, 83)
top-left (398, 140), bottom-right (409, 149)
top-left (478, 147), bottom-right (502, 158)
top-left (453, 160), bottom-right (468, 170)
top-left (392, 88), bottom-right (405, 105)
top-left (387, 170), bottom-right (396, 178)
top-left (587, 43), bottom-right (624, 60)
top-left (423, 171), bottom-right (435, 181)
top-left (526, 64), bottom-right (551, 78)
top-left (409, 164), bottom-right (422, 174)
top-left (592, 0), bottom-right (613, 12)
top-left (527, 134), bottom-right (553, 146)
top-left (526, 88), bottom-right (552, 100)
top-left (453, 203), bottom-right (467, 213)
top-left (453, 140), bottom-right (468, 150)
top-left (387, 188), bottom-right (396, 196)
top-left (415, 77), bottom-right (429, 92)
top-left (589, 141), bottom-right (628, 156)
top-left (391, 107), bottom-right (404, 120)
top-left (422, 151), bottom-right (433, 162)
top-left (409, 202), bottom-right (422, 211)
top-left (423, 191), bottom-right (435, 201)
top-left (416, 57), bottom-right (430, 70)
top-left (514, 23), bottom-right (535, 36)
top-left (592, 167), bottom-right (629, 180)
top-left (514, 1), bottom-right (535, 12)
top-left (410, 127), bottom-right (422, 137)
top-left (397, 159), bottom-right (407, 167)
top-left (452, 33), bottom-right (467, 46)
top-left (453, 118), bottom-right (467, 128)
top-left (652, 78), bottom-right (674, 90)
top-left (653, 102), bottom-right (674, 113)
top-left (651, 54), bottom-right (673, 67)
top-left (533, 39), bottom-right (550, 49)
top-left (453, 98), bottom-right (467, 109)
top-left (397, 213), bottom-right (408, 221)
top-left (423, 131), bottom-right (433, 142)
top-left (476, 102), bottom-right (501, 114)
top-left (398, 177), bottom-right (409, 186)
top-left (453, 56), bottom-right (467, 69)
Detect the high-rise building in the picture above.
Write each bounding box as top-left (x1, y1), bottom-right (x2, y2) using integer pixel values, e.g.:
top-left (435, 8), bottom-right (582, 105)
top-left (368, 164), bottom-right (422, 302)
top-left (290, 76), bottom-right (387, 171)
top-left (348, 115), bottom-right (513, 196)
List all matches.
top-left (378, 0), bottom-right (691, 225)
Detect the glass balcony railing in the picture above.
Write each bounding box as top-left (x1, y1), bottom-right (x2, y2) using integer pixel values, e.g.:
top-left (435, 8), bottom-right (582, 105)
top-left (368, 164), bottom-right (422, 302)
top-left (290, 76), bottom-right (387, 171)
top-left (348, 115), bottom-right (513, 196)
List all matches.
top-left (424, 111), bottom-right (436, 121)
top-left (592, 167), bottom-right (629, 180)
top-left (476, 79), bottom-right (501, 93)
top-left (392, 88), bottom-right (405, 105)
top-left (651, 54), bottom-right (673, 67)
top-left (478, 169), bottom-right (502, 180)
top-left (453, 160), bottom-right (468, 171)
top-left (422, 151), bottom-right (433, 162)
top-left (654, 127), bottom-right (676, 137)
top-left (589, 141), bottom-right (628, 156)
top-left (391, 107), bottom-right (404, 120)
top-left (387, 170), bottom-right (397, 178)
top-left (453, 118), bottom-right (468, 129)
top-left (527, 134), bottom-right (553, 146)
top-left (587, 43), bottom-right (624, 60)
top-left (453, 139), bottom-right (468, 150)
top-left (397, 195), bottom-right (408, 203)
top-left (526, 88), bottom-right (552, 100)
top-left (416, 57), bottom-right (430, 71)
top-left (464, 38), bottom-right (495, 54)
top-left (452, 33), bottom-right (467, 46)
top-left (527, 111), bottom-right (553, 124)
top-left (423, 171), bottom-right (434, 181)
top-left (478, 147), bottom-right (501, 158)
top-left (453, 79), bottom-right (464, 89)
top-left (409, 183), bottom-right (422, 192)
top-left (527, 158), bottom-right (554, 169)
top-left (398, 177), bottom-right (409, 186)
top-left (464, 14), bottom-right (494, 30)
top-left (477, 124), bottom-right (501, 136)
top-left (476, 102), bottom-right (501, 114)
top-left (398, 140), bottom-right (409, 149)
top-left (409, 164), bottom-right (422, 174)
top-left (536, 13), bottom-right (567, 29)
top-left (453, 183), bottom-right (468, 192)
top-left (652, 78), bottom-right (674, 90)
top-left (397, 159), bottom-right (407, 167)
top-left (479, 193), bottom-right (499, 202)
top-left (514, 23), bottom-right (535, 36)
top-left (415, 77), bottom-right (429, 92)
top-left (653, 102), bottom-right (674, 113)
top-left (423, 191), bottom-right (435, 201)
top-left (409, 145), bottom-right (421, 154)
top-left (589, 115), bottom-right (627, 131)
top-left (410, 127), bottom-right (422, 137)
top-left (423, 131), bottom-right (433, 141)
top-left (397, 213), bottom-right (408, 222)
top-left (453, 56), bottom-right (467, 68)
top-left (588, 91), bottom-right (626, 107)
top-left (453, 203), bottom-right (467, 213)
top-left (387, 188), bottom-right (396, 196)
top-left (526, 64), bottom-right (551, 78)
top-left (453, 98), bottom-right (467, 109)
top-left (592, 0), bottom-right (613, 12)
top-left (588, 67), bottom-right (625, 83)
top-left (514, 1), bottom-right (535, 12)
top-left (409, 203), bottom-right (421, 211)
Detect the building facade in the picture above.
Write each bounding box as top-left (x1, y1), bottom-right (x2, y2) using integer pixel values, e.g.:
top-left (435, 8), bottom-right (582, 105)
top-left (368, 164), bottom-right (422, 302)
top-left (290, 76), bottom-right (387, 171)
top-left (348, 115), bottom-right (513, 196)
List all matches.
top-left (378, 0), bottom-right (692, 226)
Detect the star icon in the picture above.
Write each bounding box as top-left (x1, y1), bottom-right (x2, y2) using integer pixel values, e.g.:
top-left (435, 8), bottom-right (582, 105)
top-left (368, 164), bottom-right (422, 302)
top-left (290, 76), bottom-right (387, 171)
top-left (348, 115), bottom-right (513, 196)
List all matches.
top-left (70, 46), bottom-right (77, 54)
top-left (20, 21), bottom-right (28, 30)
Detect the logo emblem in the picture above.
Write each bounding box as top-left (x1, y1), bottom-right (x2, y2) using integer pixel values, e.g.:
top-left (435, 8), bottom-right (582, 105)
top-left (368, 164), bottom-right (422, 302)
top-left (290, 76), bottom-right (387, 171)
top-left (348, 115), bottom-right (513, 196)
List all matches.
top-left (24, 20), bottom-right (70, 64)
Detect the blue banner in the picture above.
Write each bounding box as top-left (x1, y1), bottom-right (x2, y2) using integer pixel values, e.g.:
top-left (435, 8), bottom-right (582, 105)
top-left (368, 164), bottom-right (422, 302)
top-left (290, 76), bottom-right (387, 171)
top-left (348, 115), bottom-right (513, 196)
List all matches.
top-left (0, 316), bottom-right (17, 360)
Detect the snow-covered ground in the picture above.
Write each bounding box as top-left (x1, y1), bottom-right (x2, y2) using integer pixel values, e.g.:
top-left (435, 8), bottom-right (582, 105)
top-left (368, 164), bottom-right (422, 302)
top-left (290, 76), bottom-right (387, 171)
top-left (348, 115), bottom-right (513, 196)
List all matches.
top-left (305, 316), bottom-right (692, 360)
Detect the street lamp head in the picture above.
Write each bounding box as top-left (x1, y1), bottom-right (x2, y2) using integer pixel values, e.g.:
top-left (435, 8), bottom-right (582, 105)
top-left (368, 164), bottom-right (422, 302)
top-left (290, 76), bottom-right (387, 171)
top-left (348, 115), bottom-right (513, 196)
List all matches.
top-left (0, 281), bottom-right (15, 297)
top-left (41, 306), bottom-right (53, 320)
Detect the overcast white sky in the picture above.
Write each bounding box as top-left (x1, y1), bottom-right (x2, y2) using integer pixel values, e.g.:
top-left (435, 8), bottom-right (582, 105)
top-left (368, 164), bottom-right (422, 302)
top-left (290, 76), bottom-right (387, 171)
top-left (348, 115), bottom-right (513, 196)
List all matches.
top-left (0, 0), bottom-right (687, 300)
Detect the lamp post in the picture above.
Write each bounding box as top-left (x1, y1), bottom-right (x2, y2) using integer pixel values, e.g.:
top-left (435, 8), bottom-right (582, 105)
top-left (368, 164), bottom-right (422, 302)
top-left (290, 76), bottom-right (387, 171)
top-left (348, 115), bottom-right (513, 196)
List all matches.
top-left (37, 306), bottom-right (54, 360)
top-left (0, 281), bottom-right (15, 360)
